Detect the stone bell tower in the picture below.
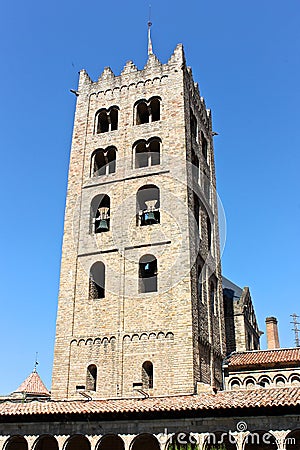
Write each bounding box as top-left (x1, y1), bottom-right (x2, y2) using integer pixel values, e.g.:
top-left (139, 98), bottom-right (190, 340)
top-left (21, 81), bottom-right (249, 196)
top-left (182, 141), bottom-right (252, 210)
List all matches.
top-left (51, 44), bottom-right (225, 400)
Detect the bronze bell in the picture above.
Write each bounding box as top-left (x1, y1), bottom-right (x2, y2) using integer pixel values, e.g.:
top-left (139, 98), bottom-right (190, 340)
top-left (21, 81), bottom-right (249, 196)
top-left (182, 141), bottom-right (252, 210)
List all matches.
top-left (144, 211), bottom-right (156, 223)
top-left (96, 219), bottom-right (109, 232)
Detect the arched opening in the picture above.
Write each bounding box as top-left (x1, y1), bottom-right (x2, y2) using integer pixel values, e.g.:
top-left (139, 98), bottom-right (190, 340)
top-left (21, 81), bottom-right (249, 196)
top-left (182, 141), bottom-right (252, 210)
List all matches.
top-left (244, 431), bottom-right (277, 450)
top-left (230, 379), bottom-right (241, 390)
top-left (91, 194), bottom-right (110, 233)
top-left (34, 435), bottom-right (58, 450)
top-left (245, 377), bottom-right (256, 389)
top-left (109, 107), bottom-right (118, 131)
top-left (167, 433), bottom-right (199, 450)
top-left (89, 262), bottom-right (105, 299)
top-left (97, 435), bottom-right (125, 450)
top-left (86, 364), bottom-right (97, 391)
top-left (65, 435), bottom-right (91, 450)
top-left (92, 147), bottom-right (117, 176)
top-left (275, 375), bottom-right (286, 387)
top-left (139, 254), bottom-right (157, 293)
top-left (205, 432), bottom-right (237, 450)
top-left (97, 110), bottom-right (109, 133)
top-left (136, 185), bottom-right (160, 226)
top-left (286, 429), bottom-right (300, 450)
top-left (150, 97), bottom-right (160, 121)
top-left (134, 139), bottom-right (160, 168)
top-left (258, 376), bottom-right (271, 388)
top-left (4, 436), bottom-right (28, 450)
top-left (201, 131), bottom-right (208, 160)
top-left (142, 361), bottom-right (153, 388)
top-left (136, 101), bottom-right (149, 124)
top-left (290, 375), bottom-right (300, 386)
top-left (131, 434), bottom-right (160, 450)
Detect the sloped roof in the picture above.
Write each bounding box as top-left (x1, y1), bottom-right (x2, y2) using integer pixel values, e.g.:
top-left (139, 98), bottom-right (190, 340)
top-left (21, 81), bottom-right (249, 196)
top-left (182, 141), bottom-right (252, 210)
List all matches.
top-left (226, 348), bottom-right (300, 368)
top-left (0, 387), bottom-right (299, 418)
top-left (15, 370), bottom-right (50, 397)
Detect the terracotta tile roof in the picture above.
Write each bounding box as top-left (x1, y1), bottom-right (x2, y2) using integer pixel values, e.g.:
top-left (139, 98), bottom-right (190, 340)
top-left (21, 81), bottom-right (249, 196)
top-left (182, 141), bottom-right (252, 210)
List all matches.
top-left (0, 387), bottom-right (299, 418)
top-left (15, 371), bottom-right (50, 397)
top-left (226, 348), bottom-right (300, 368)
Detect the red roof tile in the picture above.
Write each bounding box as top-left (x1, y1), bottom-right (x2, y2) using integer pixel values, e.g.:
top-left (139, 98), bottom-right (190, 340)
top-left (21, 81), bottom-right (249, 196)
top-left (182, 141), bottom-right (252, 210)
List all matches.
top-left (15, 371), bottom-right (50, 397)
top-left (226, 348), bottom-right (300, 368)
top-left (0, 387), bottom-right (299, 418)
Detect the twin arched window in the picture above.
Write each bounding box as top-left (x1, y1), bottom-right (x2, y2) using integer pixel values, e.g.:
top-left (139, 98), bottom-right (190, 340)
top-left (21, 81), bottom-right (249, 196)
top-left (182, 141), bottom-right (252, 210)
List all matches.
top-left (96, 107), bottom-right (119, 133)
top-left (134, 138), bottom-right (161, 169)
top-left (136, 185), bottom-right (160, 226)
top-left (91, 147), bottom-right (116, 177)
top-left (135, 97), bottom-right (160, 125)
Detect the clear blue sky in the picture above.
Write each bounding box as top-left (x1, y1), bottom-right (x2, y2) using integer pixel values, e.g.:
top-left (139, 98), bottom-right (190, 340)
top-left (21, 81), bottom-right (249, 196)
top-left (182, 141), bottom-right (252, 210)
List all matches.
top-left (0, 0), bottom-right (299, 394)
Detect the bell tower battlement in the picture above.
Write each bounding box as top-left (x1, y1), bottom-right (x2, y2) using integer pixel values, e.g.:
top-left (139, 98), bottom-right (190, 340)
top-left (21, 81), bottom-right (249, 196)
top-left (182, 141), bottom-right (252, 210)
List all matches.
top-left (52, 44), bottom-right (225, 400)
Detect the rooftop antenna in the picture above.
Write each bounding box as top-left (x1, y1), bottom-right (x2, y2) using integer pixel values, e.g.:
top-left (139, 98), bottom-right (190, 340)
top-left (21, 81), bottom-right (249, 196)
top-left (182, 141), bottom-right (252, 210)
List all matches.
top-left (148, 4), bottom-right (153, 56)
top-left (290, 313), bottom-right (300, 347)
top-left (34, 352), bottom-right (39, 372)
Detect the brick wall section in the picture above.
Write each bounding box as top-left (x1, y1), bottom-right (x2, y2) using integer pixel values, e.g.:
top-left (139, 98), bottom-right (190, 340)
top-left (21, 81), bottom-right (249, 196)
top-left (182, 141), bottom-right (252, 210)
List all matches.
top-left (52, 44), bottom-right (225, 399)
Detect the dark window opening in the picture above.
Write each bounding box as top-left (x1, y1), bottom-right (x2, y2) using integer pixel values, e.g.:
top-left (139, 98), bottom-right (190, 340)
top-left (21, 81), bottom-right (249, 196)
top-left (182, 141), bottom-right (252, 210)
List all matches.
top-left (150, 97), bottom-right (160, 121)
top-left (142, 361), bottom-right (154, 388)
top-left (190, 109), bottom-right (198, 141)
top-left (92, 147), bottom-right (116, 177)
top-left (86, 364), bottom-right (97, 391)
top-left (94, 195), bottom-right (110, 233)
top-left (110, 107), bottom-right (118, 131)
top-left (136, 102), bottom-right (149, 124)
top-left (135, 142), bottom-right (148, 168)
top-left (137, 185), bottom-right (160, 226)
top-left (97, 110), bottom-right (109, 133)
top-left (194, 194), bottom-right (200, 229)
top-left (201, 131), bottom-right (208, 160)
top-left (139, 255), bottom-right (157, 293)
top-left (89, 262), bottom-right (105, 299)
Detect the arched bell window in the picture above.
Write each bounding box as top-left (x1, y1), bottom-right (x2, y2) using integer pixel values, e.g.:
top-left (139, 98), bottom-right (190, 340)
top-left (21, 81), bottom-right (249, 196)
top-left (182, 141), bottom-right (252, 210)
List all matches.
top-left (86, 364), bottom-right (97, 391)
top-left (95, 106), bottom-right (119, 133)
top-left (139, 254), bottom-right (157, 293)
top-left (136, 185), bottom-right (160, 226)
top-left (142, 361), bottom-right (154, 388)
top-left (91, 147), bottom-right (117, 176)
top-left (135, 97), bottom-right (161, 125)
top-left (134, 138), bottom-right (161, 168)
top-left (91, 194), bottom-right (110, 233)
top-left (89, 262), bottom-right (105, 299)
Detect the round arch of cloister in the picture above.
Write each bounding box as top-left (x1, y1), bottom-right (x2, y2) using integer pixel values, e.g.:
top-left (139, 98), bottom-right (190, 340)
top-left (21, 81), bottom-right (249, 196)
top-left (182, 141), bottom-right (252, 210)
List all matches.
top-left (1, 430), bottom-right (300, 450)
